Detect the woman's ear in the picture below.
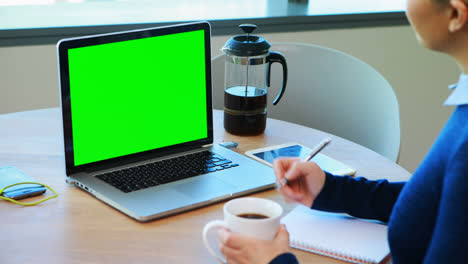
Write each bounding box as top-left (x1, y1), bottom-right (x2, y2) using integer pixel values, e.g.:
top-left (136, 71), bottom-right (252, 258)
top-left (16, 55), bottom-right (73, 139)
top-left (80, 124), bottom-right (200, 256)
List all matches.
top-left (448, 0), bottom-right (468, 32)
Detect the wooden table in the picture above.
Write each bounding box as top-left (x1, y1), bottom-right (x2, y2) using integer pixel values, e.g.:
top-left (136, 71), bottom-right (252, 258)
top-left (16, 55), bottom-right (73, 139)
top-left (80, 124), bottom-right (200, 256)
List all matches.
top-left (0, 108), bottom-right (410, 264)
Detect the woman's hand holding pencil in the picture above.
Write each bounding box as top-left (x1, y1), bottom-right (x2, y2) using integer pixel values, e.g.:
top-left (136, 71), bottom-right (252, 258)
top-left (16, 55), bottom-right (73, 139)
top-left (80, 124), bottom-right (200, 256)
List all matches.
top-left (273, 137), bottom-right (330, 207)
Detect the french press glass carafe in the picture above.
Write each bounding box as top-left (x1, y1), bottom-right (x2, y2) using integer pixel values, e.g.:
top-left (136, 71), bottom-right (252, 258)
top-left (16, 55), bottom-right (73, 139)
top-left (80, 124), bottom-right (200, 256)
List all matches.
top-left (222, 24), bottom-right (288, 135)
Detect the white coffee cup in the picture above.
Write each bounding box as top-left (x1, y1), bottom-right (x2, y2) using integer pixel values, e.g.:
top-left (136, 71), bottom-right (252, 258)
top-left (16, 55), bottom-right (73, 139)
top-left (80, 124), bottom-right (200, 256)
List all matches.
top-left (202, 197), bottom-right (283, 263)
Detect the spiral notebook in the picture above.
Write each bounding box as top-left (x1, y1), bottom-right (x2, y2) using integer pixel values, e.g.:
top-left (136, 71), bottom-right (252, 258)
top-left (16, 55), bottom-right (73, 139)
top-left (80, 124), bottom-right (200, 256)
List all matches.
top-left (281, 205), bottom-right (390, 264)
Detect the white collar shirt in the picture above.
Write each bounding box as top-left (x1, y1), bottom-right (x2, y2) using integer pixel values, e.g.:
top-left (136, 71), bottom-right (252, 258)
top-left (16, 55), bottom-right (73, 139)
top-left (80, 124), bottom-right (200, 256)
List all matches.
top-left (444, 74), bottom-right (468, 106)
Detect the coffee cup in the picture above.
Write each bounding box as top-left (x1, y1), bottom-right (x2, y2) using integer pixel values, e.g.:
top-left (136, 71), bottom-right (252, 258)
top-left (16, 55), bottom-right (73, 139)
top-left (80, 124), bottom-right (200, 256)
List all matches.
top-left (202, 197), bottom-right (283, 263)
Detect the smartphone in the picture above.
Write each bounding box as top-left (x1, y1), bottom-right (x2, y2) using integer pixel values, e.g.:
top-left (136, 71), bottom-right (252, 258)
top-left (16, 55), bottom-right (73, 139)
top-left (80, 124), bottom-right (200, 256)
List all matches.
top-left (0, 166), bottom-right (46, 200)
top-left (245, 143), bottom-right (357, 176)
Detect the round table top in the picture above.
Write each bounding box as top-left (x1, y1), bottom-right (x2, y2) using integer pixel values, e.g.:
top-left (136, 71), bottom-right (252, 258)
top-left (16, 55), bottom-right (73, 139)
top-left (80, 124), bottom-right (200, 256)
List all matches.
top-left (0, 108), bottom-right (409, 264)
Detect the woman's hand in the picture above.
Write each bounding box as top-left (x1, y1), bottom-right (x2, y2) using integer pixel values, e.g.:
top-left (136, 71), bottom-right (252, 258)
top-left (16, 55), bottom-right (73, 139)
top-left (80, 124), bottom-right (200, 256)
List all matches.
top-left (273, 158), bottom-right (326, 207)
top-left (218, 225), bottom-right (290, 264)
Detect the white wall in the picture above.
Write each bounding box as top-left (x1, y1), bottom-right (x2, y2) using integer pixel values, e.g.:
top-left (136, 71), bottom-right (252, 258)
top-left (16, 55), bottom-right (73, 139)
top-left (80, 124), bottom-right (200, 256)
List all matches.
top-left (0, 25), bottom-right (459, 173)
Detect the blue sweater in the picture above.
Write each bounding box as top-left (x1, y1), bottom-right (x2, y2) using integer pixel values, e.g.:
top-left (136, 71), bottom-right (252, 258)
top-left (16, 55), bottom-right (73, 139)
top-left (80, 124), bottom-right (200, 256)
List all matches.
top-left (271, 105), bottom-right (468, 264)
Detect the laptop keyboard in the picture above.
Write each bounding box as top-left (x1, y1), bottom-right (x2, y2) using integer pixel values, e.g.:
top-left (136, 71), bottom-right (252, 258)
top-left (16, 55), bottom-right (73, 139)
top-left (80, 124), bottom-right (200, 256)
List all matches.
top-left (95, 151), bottom-right (239, 193)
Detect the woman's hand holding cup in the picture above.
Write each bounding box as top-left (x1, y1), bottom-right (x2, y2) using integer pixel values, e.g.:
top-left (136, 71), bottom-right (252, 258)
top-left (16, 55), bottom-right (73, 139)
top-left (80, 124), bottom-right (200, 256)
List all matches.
top-left (217, 224), bottom-right (290, 264)
top-left (202, 197), bottom-right (286, 264)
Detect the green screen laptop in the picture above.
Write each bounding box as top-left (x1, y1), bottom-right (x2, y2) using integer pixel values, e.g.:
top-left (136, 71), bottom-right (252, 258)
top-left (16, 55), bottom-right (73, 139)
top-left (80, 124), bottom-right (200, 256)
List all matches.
top-left (57, 22), bottom-right (274, 222)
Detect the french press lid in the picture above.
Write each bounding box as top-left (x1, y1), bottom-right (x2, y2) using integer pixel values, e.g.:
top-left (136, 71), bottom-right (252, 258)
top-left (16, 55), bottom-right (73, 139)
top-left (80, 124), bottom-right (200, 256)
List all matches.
top-left (222, 24), bottom-right (271, 57)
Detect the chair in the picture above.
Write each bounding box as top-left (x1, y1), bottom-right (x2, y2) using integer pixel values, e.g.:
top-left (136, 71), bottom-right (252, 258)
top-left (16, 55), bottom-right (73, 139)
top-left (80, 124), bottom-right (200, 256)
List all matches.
top-left (212, 42), bottom-right (400, 162)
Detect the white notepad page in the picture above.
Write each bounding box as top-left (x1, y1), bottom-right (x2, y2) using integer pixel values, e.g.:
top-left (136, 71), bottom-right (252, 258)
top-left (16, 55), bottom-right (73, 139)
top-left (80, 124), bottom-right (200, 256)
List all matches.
top-left (281, 205), bottom-right (390, 264)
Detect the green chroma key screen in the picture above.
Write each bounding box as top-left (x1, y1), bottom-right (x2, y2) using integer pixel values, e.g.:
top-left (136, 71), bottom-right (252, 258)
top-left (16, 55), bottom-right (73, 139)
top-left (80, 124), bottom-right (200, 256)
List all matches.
top-left (68, 30), bottom-right (208, 166)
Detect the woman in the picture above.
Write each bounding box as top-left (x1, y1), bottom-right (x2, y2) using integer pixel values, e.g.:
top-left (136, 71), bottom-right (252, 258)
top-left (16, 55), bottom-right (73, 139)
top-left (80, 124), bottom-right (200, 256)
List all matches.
top-left (218, 0), bottom-right (468, 263)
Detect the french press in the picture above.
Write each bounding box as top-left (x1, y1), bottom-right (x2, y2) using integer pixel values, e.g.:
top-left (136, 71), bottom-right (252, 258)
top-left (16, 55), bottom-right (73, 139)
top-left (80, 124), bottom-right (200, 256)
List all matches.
top-left (222, 24), bottom-right (287, 135)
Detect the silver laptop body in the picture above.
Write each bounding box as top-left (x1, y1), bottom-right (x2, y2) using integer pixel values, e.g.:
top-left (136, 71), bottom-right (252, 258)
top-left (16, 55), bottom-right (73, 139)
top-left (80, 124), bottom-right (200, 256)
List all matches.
top-left (57, 21), bottom-right (275, 222)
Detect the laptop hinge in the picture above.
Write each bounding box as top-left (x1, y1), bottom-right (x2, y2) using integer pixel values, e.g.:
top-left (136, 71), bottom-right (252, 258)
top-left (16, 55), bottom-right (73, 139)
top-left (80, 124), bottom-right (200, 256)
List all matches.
top-left (202, 143), bottom-right (214, 148)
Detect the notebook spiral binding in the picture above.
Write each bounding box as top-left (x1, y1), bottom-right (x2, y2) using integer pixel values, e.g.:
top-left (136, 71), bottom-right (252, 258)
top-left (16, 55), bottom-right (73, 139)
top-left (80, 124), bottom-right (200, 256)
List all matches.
top-left (291, 238), bottom-right (376, 264)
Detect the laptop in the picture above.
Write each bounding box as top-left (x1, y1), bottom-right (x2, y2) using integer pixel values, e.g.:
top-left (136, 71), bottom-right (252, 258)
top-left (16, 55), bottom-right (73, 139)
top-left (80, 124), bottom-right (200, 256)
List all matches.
top-left (57, 21), bottom-right (275, 222)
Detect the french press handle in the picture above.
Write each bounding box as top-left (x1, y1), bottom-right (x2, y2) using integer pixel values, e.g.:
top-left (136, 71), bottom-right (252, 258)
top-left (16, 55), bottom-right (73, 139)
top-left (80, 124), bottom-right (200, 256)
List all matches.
top-left (267, 51), bottom-right (288, 105)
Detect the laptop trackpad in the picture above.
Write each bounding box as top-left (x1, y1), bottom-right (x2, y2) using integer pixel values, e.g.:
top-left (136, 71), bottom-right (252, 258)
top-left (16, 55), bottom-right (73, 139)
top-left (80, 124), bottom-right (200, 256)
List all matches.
top-left (175, 176), bottom-right (235, 200)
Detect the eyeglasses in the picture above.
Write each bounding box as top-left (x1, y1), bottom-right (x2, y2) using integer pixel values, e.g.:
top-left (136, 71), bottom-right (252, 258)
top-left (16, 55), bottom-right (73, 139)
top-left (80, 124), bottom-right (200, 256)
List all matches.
top-left (0, 182), bottom-right (58, 206)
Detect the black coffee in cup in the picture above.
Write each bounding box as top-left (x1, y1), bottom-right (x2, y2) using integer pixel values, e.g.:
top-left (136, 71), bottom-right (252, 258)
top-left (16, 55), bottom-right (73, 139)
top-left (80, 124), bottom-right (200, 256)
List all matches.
top-left (237, 213), bottom-right (269, 219)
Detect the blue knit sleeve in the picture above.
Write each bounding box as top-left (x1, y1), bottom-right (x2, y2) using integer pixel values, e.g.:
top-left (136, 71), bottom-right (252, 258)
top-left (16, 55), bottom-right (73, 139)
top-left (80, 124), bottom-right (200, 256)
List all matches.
top-left (269, 253), bottom-right (299, 264)
top-left (422, 142), bottom-right (468, 263)
top-left (312, 172), bottom-right (405, 222)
